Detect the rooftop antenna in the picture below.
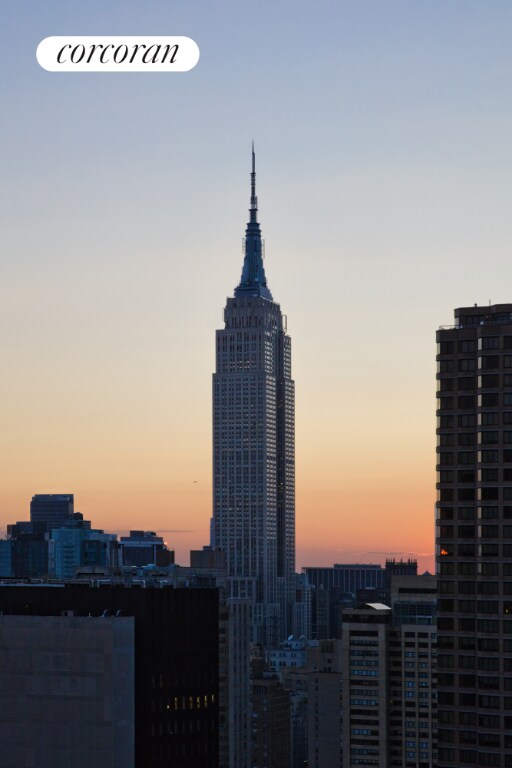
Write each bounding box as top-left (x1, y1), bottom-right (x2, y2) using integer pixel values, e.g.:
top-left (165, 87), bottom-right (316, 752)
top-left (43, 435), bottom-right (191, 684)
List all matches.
top-left (250, 140), bottom-right (258, 222)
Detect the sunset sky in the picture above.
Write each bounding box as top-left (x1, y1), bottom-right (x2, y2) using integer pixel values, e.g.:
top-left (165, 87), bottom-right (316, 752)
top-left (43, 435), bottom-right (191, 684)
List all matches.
top-left (2, 1), bottom-right (512, 573)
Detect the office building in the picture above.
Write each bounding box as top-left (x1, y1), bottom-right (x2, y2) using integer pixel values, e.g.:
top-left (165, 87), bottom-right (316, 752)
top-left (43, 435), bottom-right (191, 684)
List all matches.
top-left (384, 560), bottom-right (418, 594)
top-left (212, 148), bottom-right (295, 645)
top-left (188, 549), bottom-right (252, 768)
top-left (119, 530), bottom-right (174, 567)
top-left (70, 557), bottom-right (251, 768)
top-left (30, 493), bottom-right (74, 531)
top-left (0, 583), bottom-right (220, 768)
top-left (307, 639), bottom-right (343, 768)
top-left (7, 523), bottom-right (48, 578)
top-left (304, 563), bottom-right (389, 639)
top-left (303, 564), bottom-right (385, 595)
top-left (0, 612), bottom-right (134, 768)
top-left (251, 656), bottom-right (291, 768)
top-left (49, 517), bottom-right (118, 579)
top-left (287, 671), bottom-right (309, 768)
top-left (436, 303), bottom-right (512, 767)
top-left (0, 539), bottom-right (12, 577)
top-left (2, 500), bottom-right (121, 580)
top-left (224, 597), bottom-right (251, 768)
top-left (291, 572), bottom-right (314, 640)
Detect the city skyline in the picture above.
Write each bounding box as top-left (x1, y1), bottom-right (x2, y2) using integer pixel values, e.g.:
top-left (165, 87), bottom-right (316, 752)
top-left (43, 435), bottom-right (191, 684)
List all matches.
top-left (3, 2), bottom-right (512, 573)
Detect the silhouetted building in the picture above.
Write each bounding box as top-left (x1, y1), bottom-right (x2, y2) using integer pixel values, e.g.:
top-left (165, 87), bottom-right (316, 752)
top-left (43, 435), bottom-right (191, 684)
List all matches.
top-left (304, 564), bottom-right (386, 639)
top-left (356, 560), bottom-right (418, 607)
top-left (120, 530), bottom-right (173, 567)
top-left (0, 583), bottom-right (219, 768)
top-left (303, 564), bottom-right (384, 594)
top-left (30, 493), bottom-right (74, 532)
top-left (314, 586), bottom-right (331, 640)
top-left (190, 547), bottom-right (226, 570)
top-left (212, 148), bottom-right (295, 645)
top-left (154, 555), bottom-right (252, 768)
top-left (306, 639), bottom-right (343, 768)
top-left (383, 559), bottom-right (418, 593)
top-left (251, 661), bottom-right (291, 768)
top-left (0, 539), bottom-right (12, 577)
top-left (2, 503), bottom-right (121, 580)
top-left (224, 597), bottom-right (251, 768)
top-left (3, 520), bottom-right (48, 578)
top-left (292, 572), bottom-right (313, 640)
top-left (436, 303), bottom-right (512, 767)
top-left (11, 532), bottom-right (48, 578)
top-left (286, 670), bottom-right (309, 768)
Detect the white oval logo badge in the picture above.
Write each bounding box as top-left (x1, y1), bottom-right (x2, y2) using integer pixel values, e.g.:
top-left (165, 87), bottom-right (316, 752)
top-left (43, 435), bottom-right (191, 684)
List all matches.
top-left (37, 36), bottom-right (199, 72)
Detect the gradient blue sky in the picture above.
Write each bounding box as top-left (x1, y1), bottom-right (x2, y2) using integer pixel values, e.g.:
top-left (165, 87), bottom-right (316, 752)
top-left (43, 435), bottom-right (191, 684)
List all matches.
top-left (1, 1), bottom-right (512, 570)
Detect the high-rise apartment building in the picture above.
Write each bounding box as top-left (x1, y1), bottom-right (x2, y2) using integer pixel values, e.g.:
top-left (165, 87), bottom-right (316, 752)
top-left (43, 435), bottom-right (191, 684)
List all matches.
top-left (389, 575), bottom-right (437, 768)
top-left (212, 148), bottom-right (295, 645)
top-left (341, 577), bottom-right (437, 768)
top-left (342, 603), bottom-right (392, 768)
top-left (436, 303), bottom-right (512, 768)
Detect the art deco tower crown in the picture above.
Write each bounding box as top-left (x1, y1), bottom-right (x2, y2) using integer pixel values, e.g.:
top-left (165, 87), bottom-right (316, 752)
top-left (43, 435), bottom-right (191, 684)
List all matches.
top-left (235, 143), bottom-right (272, 301)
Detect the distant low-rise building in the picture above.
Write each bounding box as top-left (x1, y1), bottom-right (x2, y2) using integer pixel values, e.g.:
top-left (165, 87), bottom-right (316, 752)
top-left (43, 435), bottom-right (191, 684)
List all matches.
top-left (267, 636), bottom-right (316, 679)
top-left (49, 517), bottom-right (118, 579)
top-left (120, 530), bottom-right (173, 567)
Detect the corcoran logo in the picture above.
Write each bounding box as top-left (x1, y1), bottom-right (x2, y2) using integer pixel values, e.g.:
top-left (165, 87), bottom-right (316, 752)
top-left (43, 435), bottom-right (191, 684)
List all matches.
top-left (36, 36), bottom-right (200, 72)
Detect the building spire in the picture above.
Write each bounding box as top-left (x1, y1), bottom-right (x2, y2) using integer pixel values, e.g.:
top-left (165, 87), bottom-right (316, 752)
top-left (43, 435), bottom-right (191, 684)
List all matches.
top-left (250, 140), bottom-right (258, 223)
top-left (235, 144), bottom-right (273, 301)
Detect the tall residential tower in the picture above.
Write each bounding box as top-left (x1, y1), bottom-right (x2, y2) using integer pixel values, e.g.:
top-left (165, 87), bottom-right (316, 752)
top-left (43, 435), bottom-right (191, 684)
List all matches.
top-left (212, 149), bottom-right (295, 645)
top-left (436, 304), bottom-right (512, 768)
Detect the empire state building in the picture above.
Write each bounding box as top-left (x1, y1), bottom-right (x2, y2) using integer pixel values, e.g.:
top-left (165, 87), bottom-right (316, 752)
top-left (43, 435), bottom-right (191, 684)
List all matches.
top-left (212, 148), bottom-right (295, 645)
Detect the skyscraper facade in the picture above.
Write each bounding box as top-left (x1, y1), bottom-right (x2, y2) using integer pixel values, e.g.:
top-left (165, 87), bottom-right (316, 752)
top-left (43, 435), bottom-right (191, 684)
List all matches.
top-left (212, 149), bottom-right (295, 645)
top-left (436, 303), bottom-right (512, 767)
